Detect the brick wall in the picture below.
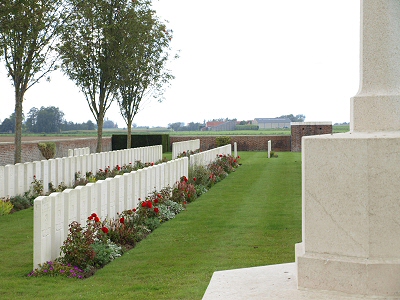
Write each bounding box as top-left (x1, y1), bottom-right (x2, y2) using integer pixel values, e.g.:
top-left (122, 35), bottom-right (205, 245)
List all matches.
top-left (291, 122), bottom-right (332, 152)
top-left (0, 138), bottom-right (112, 166)
top-left (170, 136), bottom-right (291, 152)
top-left (0, 125), bottom-right (332, 166)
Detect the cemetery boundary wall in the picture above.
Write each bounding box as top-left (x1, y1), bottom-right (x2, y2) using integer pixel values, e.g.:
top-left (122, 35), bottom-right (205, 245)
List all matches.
top-left (170, 123), bottom-right (332, 152)
top-left (0, 123), bottom-right (331, 166)
top-left (170, 136), bottom-right (291, 152)
top-left (0, 137), bottom-right (112, 166)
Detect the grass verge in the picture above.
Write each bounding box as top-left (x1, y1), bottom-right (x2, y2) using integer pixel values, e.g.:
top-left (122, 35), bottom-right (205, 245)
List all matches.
top-left (0, 151), bottom-right (301, 299)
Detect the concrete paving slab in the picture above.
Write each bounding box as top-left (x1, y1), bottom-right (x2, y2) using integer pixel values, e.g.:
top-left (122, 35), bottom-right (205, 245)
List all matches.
top-left (202, 263), bottom-right (391, 299)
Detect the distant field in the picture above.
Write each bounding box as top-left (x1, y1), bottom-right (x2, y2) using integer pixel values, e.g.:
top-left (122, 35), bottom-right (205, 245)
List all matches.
top-left (0, 125), bottom-right (350, 143)
top-left (332, 125), bottom-right (350, 133)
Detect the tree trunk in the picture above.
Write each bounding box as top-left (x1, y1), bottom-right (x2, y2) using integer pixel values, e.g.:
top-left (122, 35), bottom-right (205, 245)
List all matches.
top-left (96, 115), bottom-right (104, 153)
top-left (127, 119), bottom-right (132, 149)
top-left (14, 89), bottom-right (24, 164)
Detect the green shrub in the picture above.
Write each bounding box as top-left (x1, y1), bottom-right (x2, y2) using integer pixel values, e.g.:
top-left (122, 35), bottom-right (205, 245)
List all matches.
top-left (9, 195), bottom-right (31, 212)
top-left (91, 240), bottom-right (122, 268)
top-left (59, 218), bottom-right (101, 271)
top-left (216, 136), bottom-right (231, 147)
top-left (37, 142), bottom-right (56, 159)
top-left (49, 182), bottom-right (68, 193)
top-left (269, 151), bottom-right (278, 158)
top-left (0, 199), bottom-right (13, 216)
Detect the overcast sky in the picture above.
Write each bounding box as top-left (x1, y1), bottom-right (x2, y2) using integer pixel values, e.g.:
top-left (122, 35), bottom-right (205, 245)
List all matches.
top-left (0, 0), bottom-right (360, 128)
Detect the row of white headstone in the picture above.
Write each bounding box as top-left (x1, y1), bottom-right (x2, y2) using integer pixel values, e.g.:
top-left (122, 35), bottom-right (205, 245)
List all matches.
top-left (68, 147), bottom-right (90, 157)
top-left (0, 145), bottom-right (162, 199)
top-left (33, 156), bottom-right (189, 268)
top-left (172, 139), bottom-right (200, 159)
top-left (189, 144), bottom-right (234, 166)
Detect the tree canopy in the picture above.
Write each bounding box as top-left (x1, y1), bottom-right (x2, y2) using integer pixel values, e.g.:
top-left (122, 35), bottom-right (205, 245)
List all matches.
top-left (57, 0), bottom-right (126, 152)
top-left (26, 106), bottom-right (64, 133)
top-left (0, 0), bottom-right (65, 162)
top-left (116, 1), bottom-right (175, 148)
top-left (279, 114), bottom-right (306, 122)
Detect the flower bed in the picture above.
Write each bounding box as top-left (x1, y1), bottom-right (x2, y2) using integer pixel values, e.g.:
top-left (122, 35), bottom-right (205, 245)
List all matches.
top-left (28, 154), bottom-right (240, 279)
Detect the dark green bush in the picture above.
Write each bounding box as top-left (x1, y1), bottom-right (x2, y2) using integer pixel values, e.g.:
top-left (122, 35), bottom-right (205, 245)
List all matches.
top-left (112, 134), bottom-right (170, 152)
top-left (10, 195), bottom-right (31, 212)
top-left (37, 142), bottom-right (56, 159)
top-left (215, 136), bottom-right (231, 147)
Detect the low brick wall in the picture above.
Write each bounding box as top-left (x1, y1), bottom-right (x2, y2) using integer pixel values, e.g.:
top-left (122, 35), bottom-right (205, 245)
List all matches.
top-left (170, 136), bottom-right (291, 152)
top-left (0, 137), bottom-right (112, 166)
top-left (291, 122), bottom-right (332, 152)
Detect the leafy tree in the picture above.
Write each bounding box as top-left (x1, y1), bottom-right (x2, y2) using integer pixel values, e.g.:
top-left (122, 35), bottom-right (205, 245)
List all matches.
top-left (279, 114), bottom-right (306, 122)
top-left (103, 119), bottom-right (116, 129)
top-left (0, 0), bottom-right (64, 163)
top-left (168, 122), bottom-right (184, 131)
top-left (36, 106), bottom-right (64, 133)
top-left (57, 0), bottom-right (126, 152)
top-left (86, 120), bottom-right (96, 130)
top-left (25, 107), bottom-right (39, 132)
top-left (0, 118), bottom-right (14, 133)
top-left (26, 106), bottom-right (64, 133)
top-left (116, 1), bottom-right (175, 148)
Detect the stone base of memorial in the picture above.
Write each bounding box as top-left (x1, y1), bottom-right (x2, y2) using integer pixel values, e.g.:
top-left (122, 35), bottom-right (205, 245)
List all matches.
top-left (296, 131), bottom-right (400, 297)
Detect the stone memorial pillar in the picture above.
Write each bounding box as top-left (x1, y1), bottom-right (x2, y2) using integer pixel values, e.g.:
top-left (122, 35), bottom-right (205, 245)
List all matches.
top-left (296, 0), bottom-right (400, 296)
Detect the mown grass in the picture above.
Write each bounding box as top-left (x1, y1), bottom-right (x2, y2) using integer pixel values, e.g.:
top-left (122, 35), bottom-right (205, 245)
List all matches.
top-left (0, 151), bottom-right (302, 299)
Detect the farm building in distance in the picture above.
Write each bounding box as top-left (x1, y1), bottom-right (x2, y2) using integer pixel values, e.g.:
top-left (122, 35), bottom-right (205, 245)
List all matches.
top-left (253, 118), bottom-right (291, 129)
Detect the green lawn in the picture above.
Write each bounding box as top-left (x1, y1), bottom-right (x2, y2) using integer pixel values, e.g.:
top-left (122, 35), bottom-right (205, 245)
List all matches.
top-left (0, 151), bottom-right (302, 300)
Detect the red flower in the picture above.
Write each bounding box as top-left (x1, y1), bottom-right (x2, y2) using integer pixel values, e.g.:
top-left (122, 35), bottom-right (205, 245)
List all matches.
top-left (151, 162), bottom-right (154, 166)
top-left (154, 198), bottom-right (159, 204)
top-left (133, 208), bottom-right (137, 212)
top-left (183, 176), bottom-right (188, 182)
top-left (117, 165), bottom-right (121, 171)
top-left (193, 177), bottom-right (196, 181)
top-left (101, 227), bottom-right (109, 234)
top-left (120, 217), bottom-right (125, 224)
top-left (219, 154), bottom-right (223, 157)
top-left (157, 194), bottom-right (162, 198)
top-left (237, 156), bottom-right (240, 159)
top-left (154, 207), bottom-right (159, 214)
top-left (141, 202), bottom-right (147, 207)
top-left (91, 213), bottom-right (98, 217)
top-left (94, 216), bottom-right (100, 222)
top-left (146, 201), bottom-right (153, 209)
top-left (88, 216), bottom-right (93, 220)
